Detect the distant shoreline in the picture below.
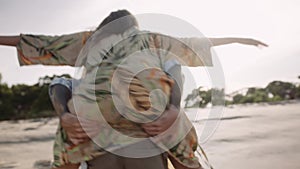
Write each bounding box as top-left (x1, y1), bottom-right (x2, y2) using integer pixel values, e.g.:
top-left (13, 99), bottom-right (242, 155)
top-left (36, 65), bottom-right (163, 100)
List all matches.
top-left (184, 99), bottom-right (300, 110)
top-left (226, 99), bottom-right (300, 108)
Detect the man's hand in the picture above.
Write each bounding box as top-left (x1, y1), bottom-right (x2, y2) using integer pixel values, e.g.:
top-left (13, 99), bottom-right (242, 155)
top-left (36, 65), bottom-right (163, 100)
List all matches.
top-left (60, 113), bottom-right (101, 145)
top-left (141, 105), bottom-right (179, 136)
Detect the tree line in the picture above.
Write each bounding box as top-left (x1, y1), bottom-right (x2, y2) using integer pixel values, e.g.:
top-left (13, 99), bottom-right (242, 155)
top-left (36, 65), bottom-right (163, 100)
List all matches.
top-left (0, 73), bottom-right (299, 120)
top-left (184, 79), bottom-right (300, 108)
top-left (0, 73), bottom-right (71, 121)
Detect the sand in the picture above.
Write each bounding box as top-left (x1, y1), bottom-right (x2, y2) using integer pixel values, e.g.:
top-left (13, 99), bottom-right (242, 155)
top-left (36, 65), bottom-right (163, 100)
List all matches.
top-left (0, 101), bottom-right (299, 169)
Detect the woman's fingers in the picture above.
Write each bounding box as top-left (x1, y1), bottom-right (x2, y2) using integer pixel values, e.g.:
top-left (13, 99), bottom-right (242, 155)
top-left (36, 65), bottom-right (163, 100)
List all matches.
top-left (250, 39), bottom-right (268, 47)
top-left (254, 40), bottom-right (268, 47)
top-left (258, 41), bottom-right (268, 47)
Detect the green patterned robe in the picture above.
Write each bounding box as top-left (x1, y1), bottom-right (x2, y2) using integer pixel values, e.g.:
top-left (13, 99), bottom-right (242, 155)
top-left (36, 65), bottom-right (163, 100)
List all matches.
top-left (16, 28), bottom-right (213, 169)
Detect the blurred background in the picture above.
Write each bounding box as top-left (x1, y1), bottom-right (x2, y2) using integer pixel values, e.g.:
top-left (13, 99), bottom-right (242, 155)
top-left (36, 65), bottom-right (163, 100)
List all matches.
top-left (0, 0), bottom-right (299, 169)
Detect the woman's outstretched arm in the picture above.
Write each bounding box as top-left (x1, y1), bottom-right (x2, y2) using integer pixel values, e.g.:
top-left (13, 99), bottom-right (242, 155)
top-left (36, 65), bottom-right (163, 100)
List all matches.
top-left (0, 35), bottom-right (20, 47)
top-left (209, 37), bottom-right (268, 47)
top-left (0, 32), bottom-right (92, 66)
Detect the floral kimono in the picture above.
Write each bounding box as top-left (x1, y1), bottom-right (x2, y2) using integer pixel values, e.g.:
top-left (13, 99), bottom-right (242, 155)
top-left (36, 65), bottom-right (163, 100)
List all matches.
top-left (16, 27), bottom-right (213, 169)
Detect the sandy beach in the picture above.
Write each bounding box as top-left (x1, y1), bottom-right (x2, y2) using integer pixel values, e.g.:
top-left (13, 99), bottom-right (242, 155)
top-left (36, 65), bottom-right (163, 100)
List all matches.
top-left (0, 101), bottom-right (299, 169)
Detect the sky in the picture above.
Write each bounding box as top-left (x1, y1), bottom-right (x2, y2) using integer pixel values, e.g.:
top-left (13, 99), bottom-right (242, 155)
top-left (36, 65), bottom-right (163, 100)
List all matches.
top-left (0, 0), bottom-right (299, 94)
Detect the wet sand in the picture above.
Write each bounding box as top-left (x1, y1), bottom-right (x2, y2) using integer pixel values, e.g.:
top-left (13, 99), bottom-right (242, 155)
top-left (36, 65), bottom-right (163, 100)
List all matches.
top-left (0, 101), bottom-right (299, 169)
top-left (198, 101), bottom-right (300, 169)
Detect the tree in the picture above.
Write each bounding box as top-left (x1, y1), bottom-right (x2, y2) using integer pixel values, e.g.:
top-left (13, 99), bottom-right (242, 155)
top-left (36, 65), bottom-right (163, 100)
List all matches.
top-left (198, 88), bottom-right (211, 107)
top-left (0, 74), bottom-right (71, 120)
top-left (30, 84), bottom-right (54, 118)
top-left (0, 83), bottom-right (14, 120)
top-left (184, 88), bottom-right (201, 107)
top-left (232, 94), bottom-right (244, 104)
top-left (266, 81), bottom-right (296, 100)
top-left (184, 87), bottom-right (224, 108)
top-left (10, 84), bottom-right (41, 119)
top-left (246, 87), bottom-right (269, 103)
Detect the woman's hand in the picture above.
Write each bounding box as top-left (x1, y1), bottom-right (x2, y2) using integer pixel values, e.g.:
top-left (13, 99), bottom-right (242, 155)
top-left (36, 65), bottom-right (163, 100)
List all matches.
top-left (209, 37), bottom-right (268, 48)
top-left (236, 38), bottom-right (268, 47)
top-left (141, 105), bottom-right (179, 136)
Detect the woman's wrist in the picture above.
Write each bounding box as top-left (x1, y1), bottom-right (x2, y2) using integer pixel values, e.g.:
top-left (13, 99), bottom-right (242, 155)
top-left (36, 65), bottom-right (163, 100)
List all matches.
top-left (0, 35), bottom-right (21, 46)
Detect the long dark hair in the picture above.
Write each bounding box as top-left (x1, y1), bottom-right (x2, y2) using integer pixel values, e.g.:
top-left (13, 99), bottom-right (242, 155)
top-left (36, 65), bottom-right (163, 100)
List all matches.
top-left (96, 9), bottom-right (138, 34)
top-left (76, 10), bottom-right (138, 66)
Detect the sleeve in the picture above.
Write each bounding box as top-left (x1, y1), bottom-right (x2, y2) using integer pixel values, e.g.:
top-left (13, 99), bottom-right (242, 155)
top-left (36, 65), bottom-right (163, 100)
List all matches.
top-left (154, 34), bottom-right (213, 67)
top-left (179, 37), bottom-right (213, 66)
top-left (16, 31), bottom-right (93, 66)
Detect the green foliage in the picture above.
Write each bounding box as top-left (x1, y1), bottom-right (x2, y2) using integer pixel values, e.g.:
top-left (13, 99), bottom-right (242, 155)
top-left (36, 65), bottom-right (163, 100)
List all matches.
top-left (0, 73), bottom-right (71, 121)
top-left (229, 81), bottom-right (298, 105)
top-left (241, 88), bottom-right (269, 104)
top-left (30, 84), bottom-right (54, 118)
top-left (211, 88), bottom-right (225, 106)
top-left (266, 81), bottom-right (296, 99)
top-left (184, 87), bottom-right (224, 108)
top-left (270, 95), bottom-right (283, 102)
top-left (232, 94), bottom-right (244, 104)
top-left (296, 85), bottom-right (300, 98)
top-left (198, 87), bottom-right (212, 107)
top-left (185, 79), bottom-right (300, 107)
top-left (0, 83), bottom-right (14, 120)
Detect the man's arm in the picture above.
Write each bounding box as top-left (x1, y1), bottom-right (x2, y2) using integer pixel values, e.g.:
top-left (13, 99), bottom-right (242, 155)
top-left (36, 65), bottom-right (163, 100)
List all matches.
top-left (50, 85), bottom-right (72, 118)
top-left (50, 84), bottom-right (100, 144)
top-left (0, 36), bottom-right (20, 46)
